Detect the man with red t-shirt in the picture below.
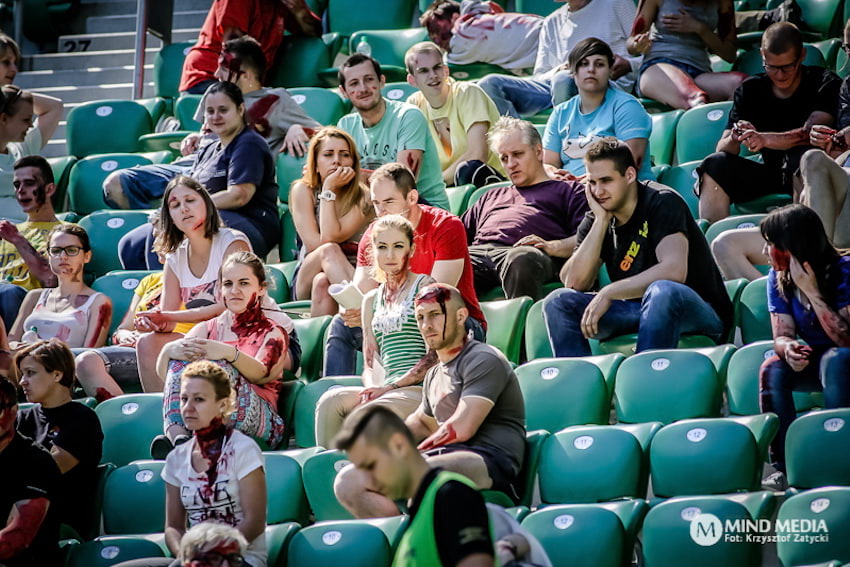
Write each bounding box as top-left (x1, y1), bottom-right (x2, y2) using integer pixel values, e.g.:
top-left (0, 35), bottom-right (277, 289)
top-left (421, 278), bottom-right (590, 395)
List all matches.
top-left (324, 162), bottom-right (485, 381)
top-left (180, 0), bottom-right (321, 94)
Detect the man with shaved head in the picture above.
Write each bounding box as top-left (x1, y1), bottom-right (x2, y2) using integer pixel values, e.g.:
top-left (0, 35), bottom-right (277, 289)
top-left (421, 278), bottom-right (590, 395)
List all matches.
top-left (334, 283), bottom-right (526, 520)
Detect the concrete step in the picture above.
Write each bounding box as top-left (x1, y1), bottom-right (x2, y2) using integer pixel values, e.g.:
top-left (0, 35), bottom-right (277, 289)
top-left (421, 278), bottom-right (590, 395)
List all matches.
top-left (29, 82), bottom-right (155, 104)
top-left (43, 140), bottom-right (67, 159)
top-left (56, 29), bottom-right (198, 53)
top-left (27, 48), bottom-right (159, 71)
top-left (86, 10), bottom-right (207, 34)
top-left (16, 64), bottom-right (153, 89)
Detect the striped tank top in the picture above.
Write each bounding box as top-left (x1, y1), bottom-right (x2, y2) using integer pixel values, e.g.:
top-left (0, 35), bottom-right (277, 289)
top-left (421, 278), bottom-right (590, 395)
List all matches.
top-left (372, 274), bottom-right (429, 384)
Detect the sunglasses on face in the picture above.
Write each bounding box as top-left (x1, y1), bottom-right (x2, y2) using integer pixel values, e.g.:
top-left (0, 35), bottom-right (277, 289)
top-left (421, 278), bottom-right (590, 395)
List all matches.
top-left (189, 551), bottom-right (245, 567)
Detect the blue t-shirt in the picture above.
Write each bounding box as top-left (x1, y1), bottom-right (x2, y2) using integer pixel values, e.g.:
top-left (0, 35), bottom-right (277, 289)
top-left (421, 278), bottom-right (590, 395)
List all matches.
top-left (543, 87), bottom-right (653, 181)
top-left (767, 255), bottom-right (850, 347)
top-left (337, 98), bottom-right (449, 210)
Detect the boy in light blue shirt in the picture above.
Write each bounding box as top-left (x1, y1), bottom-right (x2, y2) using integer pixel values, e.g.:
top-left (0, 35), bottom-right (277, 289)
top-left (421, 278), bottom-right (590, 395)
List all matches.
top-left (543, 37), bottom-right (654, 181)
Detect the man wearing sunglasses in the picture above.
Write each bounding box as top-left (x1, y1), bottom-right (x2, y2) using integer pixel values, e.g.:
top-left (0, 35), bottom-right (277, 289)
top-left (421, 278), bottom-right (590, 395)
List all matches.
top-left (0, 156), bottom-right (62, 333)
top-left (696, 22), bottom-right (841, 223)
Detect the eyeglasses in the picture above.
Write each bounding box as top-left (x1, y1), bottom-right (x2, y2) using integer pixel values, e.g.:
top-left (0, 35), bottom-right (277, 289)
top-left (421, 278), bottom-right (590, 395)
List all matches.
top-left (48, 246), bottom-right (82, 257)
top-left (189, 551), bottom-right (245, 567)
top-left (762, 57), bottom-right (801, 75)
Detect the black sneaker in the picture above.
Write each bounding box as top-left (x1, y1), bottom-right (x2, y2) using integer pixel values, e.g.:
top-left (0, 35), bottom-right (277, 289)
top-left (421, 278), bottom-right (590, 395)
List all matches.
top-left (150, 434), bottom-right (174, 460)
top-left (762, 471), bottom-right (788, 491)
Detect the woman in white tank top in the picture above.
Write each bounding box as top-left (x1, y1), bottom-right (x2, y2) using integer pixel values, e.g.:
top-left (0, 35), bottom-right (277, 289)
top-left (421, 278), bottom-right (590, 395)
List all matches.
top-left (8, 224), bottom-right (112, 349)
top-left (134, 175), bottom-right (251, 392)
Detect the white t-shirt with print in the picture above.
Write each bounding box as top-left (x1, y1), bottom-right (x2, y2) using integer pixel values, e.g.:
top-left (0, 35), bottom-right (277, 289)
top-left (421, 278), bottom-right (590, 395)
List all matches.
top-left (162, 429), bottom-right (267, 567)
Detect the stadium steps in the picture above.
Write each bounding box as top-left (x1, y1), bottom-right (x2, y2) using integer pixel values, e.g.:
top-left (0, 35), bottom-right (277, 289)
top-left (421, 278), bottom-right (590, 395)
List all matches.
top-left (15, 0), bottom-right (206, 157)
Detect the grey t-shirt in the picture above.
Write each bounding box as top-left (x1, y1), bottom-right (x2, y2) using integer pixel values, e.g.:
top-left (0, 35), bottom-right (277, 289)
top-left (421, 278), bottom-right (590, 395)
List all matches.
top-left (421, 339), bottom-right (526, 475)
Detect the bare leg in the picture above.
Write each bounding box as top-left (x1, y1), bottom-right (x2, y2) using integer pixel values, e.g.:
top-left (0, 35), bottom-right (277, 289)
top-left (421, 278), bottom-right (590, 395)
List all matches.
top-left (136, 331), bottom-right (182, 392)
top-left (103, 171), bottom-right (131, 209)
top-left (334, 464), bottom-right (403, 519)
top-left (698, 172), bottom-right (732, 223)
top-left (694, 71), bottom-right (747, 102)
top-left (638, 63), bottom-right (708, 110)
top-left (310, 273), bottom-right (339, 317)
top-left (75, 350), bottom-right (124, 401)
top-left (711, 227), bottom-right (767, 281)
top-left (800, 149), bottom-right (850, 248)
top-left (294, 248), bottom-right (326, 301)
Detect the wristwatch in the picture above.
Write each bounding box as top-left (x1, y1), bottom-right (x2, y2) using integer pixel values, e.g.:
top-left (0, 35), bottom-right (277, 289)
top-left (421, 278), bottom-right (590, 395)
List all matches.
top-left (318, 190), bottom-right (337, 201)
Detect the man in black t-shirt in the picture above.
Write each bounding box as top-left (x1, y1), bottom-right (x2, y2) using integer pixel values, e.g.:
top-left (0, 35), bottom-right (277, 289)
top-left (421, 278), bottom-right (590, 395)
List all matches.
top-left (0, 378), bottom-right (61, 567)
top-left (544, 138), bottom-right (733, 356)
top-left (335, 405), bottom-right (494, 567)
top-left (697, 22), bottom-right (841, 223)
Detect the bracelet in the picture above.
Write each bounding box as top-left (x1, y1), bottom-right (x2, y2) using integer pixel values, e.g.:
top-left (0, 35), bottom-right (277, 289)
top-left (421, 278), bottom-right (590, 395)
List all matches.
top-left (231, 348), bottom-right (240, 364)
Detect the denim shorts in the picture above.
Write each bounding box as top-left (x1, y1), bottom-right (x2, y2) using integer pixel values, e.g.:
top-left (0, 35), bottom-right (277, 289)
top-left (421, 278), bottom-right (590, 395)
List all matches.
top-left (106, 161), bottom-right (192, 209)
top-left (85, 346), bottom-right (142, 392)
top-left (636, 57), bottom-right (708, 97)
top-left (424, 442), bottom-right (520, 498)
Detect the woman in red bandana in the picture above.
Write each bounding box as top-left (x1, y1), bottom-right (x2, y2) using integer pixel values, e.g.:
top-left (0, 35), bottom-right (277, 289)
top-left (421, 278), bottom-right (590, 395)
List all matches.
top-left (153, 252), bottom-right (295, 457)
top-left (115, 361), bottom-right (268, 567)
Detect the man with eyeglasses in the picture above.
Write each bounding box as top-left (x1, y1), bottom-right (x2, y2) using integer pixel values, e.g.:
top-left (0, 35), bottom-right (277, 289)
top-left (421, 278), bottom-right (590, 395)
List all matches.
top-left (0, 156), bottom-right (63, 333)
top-left (0, 378), bottom-right (62, 566)
top-left (696, 22), bottom-right (841, 223)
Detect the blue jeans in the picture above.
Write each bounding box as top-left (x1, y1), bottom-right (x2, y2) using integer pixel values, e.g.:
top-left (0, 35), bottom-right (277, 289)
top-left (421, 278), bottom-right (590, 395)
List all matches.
top-left (543, 280), bottom-right (725, 357)
top-left (0, 283), bottom-right (27, 332)
top-left (104, 161), bottom-right (192, 210)
top-left (323, 313), bottom-right (487, 377)
top-left (759, 347), bottom-right (850, 472)
top-left (477, 70), bottom-right (577, 118)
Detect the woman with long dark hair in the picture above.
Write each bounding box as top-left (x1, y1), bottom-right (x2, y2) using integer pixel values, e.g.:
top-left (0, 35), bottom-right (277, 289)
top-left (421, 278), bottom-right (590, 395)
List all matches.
top-left (759, 204), bottom-right (850, 489)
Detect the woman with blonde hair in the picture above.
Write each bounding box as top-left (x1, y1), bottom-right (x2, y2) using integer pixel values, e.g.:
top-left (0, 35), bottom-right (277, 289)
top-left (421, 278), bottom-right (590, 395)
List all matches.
top-left (289, 126), bottom-right (373, 316)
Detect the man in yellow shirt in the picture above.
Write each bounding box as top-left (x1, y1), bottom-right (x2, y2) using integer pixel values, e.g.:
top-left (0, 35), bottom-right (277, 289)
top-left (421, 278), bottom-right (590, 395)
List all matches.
top-left (405, 42), bottom-right (505, 188)
top-left (0, 156), bottom-right (62, 331)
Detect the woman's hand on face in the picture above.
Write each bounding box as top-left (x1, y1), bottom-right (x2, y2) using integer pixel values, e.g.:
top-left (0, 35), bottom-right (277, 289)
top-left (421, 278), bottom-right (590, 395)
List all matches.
top-left (789, 256), bottom-right (820, 298)
top-left (322, 166), bottom-right (356, 194)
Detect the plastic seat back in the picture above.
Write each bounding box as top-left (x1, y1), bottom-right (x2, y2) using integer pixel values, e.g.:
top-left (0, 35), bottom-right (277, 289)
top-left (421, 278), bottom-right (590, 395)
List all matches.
top-left (95, 393), bottom-right (164, 467)
top-left (480, 296), bottom-right (533, 364)
top-left (91, 270), bottom-right (158, 336)
top-left (302, 449), bottom-right (356, 521)
top-left (67, 100), bottom-right (153, 158)
top-left (786, 408), bottom-right (850, 490)
top-left (102, 460), bottom-right (166, 534)
top-left (79, 210), bottom-right (152, 278)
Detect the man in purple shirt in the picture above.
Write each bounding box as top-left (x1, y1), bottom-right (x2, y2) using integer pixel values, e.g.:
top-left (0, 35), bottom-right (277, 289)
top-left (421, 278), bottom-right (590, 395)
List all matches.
top-left (462, 117), bottom-right (589, 300)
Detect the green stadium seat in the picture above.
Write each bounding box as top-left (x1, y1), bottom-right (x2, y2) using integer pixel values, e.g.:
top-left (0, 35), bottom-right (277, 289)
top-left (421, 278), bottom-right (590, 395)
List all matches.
top-left (327, 0), bottom-right (418, 36)
top-left (264, 450), bottom-right (313, 525)
top-left (268, 33), bottom-right (343, 89)
top-left (266, 522), bottom-right (300, 567)
top-left (349, 29), bottom-right (430, 82)
top-left (539, 425), bottom-right (645, 504)
top-left (515, 430), bottom-right (549, 508)
top-left (137, 97), bottom-right (168, 127)
top-left (292, 315), bottom-right (333, 383)
top-left (302, 449), bottom-right (356, 521)
top-left (66, 536), bottom-right (166, 567)
top-left (91, 270), bottom-right (157, 336)
top-left (68, 154), bottom-right (154, 215)
top-left (642, 493), bottom-right (775, 567)
top-left (276, 153), bottom-right (307, 204)
top-left (65, 462), bottom-right (115, 542)
top-left (382, 81), bottom-right (419, 103)
top-left (796, 0), bottom-right (844, 37)
top-left (78, 211), bottom-right (152, 278)
top-left (265, 264), bottom-right (290, 304)
top-left (287, 517), bottom-right (405, 567)
top-left (521, 501), bottom-right (647, 567)
top-left (523, 300), bottom-right (552, 360)
top-left (658, 160), bottom-right (702, 218)
top-left (47, 155), bottom-right (77, 212)
top-left (649, 416), bottom-right (777, 498)
top-left (95, 393), bottom-right (164, 467)
top-left (837, 48), bottom-right (850, 78)
top-left (480, 296), bottom-right (533, 364)
top-left (786, 408), bottom-right (850, 490)
top-left (649, 109), bottom-right (683, 166)
top-left (445, 183), bottom-right (475, 215)
top-left (175, 94), bottom-right (203, 131)
top-left (776, 487), bottom-right (850, 566)
top-left (691, 343), bottom-right (738, 386)
top-left (723, 277), bottom-right (749, 330)
top-left (67, 101), bottom-right (153, 158)
top-left (729, 193), bottom-right (792, 215)
top-left (734, 42), bottom-right (827, 76)
top-left (739, 276), bottom-right (772, 344)
top-left (154, 42), bottom-right (194, 100)
top-left (614, 350), bottom-right (720, 424)
top-left (704, 214), bottom-right (766, 245)
top-left (674, 102), bottom-right (733, 164)
top-left (594, 333), bottom-right (718, 358)
top-left (812, 38), bottom-right (841, 68)
top-left (279, 204), bottom-right (299, 262)
top-left (651, 164), bottom-right (670, 179)
top-left (102, 460), bottom-right (166, 534)
top-left (293, 376), bottom-right (361, 447)
top-left (516, 358), bottom-right (610, 432)
top-left (136, 131), bottom-right (192, 161)
top-left (289, 87), bottom-right (349, 125)
top-left (466, 180), bottom-right (513, 209)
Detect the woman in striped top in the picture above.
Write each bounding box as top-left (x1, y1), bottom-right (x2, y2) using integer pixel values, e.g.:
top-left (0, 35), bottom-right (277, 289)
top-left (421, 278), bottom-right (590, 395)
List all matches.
top-left (314, 215), bottom-right (433, 448)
